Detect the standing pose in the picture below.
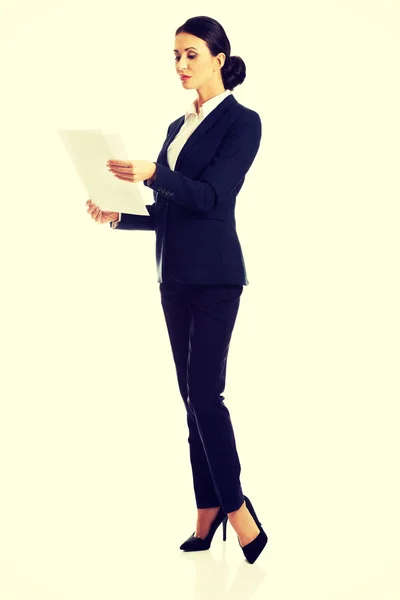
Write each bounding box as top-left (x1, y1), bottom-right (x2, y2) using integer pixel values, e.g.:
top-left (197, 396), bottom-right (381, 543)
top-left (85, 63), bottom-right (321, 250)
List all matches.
top-left (87, 16), bottom-right (268, 564)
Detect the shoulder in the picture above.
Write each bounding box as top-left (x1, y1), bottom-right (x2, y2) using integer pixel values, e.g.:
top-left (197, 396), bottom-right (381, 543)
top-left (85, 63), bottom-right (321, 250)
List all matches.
top-left (231, 98), bottom-right (262, 127)
top-left (225, 100), bottom-right (262, 143)
top-left (168, 116), bottom-right (185, 133)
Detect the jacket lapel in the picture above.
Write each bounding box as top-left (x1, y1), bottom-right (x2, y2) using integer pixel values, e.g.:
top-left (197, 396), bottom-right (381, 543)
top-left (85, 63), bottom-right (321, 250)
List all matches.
top-left (157, 94), bottom-right (237, 171)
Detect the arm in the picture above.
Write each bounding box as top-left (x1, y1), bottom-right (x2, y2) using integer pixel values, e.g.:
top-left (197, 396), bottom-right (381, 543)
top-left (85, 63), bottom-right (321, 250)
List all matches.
top-left (143, 112), bottom-right (262, 214)
top-left (109, 204), bottom-right (156, 230)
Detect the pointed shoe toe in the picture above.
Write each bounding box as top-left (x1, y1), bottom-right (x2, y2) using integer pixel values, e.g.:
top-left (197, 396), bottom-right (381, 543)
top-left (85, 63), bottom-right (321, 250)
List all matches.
top-left (241, 529), bottom-right (268, 564)
top-left (179, 533), bottom-right (210, 551)
top-left (179, 508), bottom-right (228, 552)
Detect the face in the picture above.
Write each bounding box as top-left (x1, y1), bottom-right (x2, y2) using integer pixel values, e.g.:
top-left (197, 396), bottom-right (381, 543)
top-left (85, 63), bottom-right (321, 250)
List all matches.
top-left (174, 32), bottom-right (226, 90)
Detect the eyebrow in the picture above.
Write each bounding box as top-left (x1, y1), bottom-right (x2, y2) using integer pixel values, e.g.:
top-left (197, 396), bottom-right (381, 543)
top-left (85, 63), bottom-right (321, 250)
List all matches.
top-left (173, 47), bottom-right (198, 53)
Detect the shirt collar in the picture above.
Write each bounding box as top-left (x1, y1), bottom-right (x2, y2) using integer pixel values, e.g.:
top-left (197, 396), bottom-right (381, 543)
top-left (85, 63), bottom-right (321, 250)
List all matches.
top-left (184, 89), bottom-right (232, 121)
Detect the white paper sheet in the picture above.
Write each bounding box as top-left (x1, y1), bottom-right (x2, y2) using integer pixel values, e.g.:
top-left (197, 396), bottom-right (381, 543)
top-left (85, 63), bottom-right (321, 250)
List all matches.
top-left (58, 129), bottom-right (150, 215)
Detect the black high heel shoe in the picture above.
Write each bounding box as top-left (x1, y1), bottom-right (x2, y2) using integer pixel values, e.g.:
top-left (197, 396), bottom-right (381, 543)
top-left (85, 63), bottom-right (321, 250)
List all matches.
top-left (238, 495), bottom-right (268, 564)
top-left (179, 506), bottom-right (228, 551)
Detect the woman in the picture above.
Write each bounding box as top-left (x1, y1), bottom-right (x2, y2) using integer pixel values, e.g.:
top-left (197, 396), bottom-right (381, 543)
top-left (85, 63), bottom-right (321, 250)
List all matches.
top-left (86, 16), bottom-right (267, 564)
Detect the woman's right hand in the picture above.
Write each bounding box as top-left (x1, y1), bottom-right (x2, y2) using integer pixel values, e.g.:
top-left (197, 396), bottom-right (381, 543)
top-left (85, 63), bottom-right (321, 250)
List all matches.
top-left (86, 199), bottom-right (119, 224)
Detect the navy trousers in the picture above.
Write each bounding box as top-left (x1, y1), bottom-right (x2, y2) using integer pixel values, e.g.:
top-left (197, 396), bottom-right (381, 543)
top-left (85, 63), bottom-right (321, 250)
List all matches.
top-left (159, 281), bottom-right (245, 514)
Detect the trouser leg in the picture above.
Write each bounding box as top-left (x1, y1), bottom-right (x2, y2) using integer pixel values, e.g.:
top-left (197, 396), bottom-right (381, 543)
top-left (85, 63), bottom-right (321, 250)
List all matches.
top-left (160, 283), bottom-right (220, 508)
top-left (185, 283), bottom-right (245, 514)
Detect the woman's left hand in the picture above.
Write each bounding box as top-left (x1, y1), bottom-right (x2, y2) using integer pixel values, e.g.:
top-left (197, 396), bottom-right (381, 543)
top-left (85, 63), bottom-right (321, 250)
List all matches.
top-left (107, 159), bottom-right (155, 183)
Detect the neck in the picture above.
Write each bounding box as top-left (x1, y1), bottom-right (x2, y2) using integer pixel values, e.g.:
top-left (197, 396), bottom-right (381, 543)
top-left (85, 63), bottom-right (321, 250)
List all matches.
top-left (196, 87), bottom-right (226, 113)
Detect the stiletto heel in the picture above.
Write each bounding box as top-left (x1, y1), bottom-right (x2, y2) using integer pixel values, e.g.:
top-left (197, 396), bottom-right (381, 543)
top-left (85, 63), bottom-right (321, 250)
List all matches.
top-left (180, 507), bottom-right (228, 551)
top-left (222, 515), bottom-right (228, 541)
top-left (239, 495), bottom-right (268, 564)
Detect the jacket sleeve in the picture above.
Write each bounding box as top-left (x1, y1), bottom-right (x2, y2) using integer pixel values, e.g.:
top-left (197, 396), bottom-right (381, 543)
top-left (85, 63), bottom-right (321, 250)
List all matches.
top-left (109, 203), bottom-right (156, 230)
top-left (144, 111), bottom-right (262, 214)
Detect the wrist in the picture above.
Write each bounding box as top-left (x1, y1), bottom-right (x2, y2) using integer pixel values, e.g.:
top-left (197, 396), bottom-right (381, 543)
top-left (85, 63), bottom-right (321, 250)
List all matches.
top-left (148, 162), bottom-right (157, 184)
top-left (111, 212), bottom-right (121, 228)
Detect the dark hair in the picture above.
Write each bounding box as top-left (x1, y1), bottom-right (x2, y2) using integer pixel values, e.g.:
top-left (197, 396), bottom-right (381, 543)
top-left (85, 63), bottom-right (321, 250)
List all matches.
top-left (175, 16), bottom-right (246, 91)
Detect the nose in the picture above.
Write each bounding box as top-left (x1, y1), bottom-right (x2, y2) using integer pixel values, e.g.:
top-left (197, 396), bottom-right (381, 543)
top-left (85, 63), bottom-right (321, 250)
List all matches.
top-left (177, 58), bottom-right (188, 71)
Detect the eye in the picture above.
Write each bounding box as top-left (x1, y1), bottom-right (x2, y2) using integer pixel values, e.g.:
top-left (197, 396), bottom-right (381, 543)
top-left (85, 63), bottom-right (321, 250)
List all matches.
top-left (175, 54), bottom-right (197, 61)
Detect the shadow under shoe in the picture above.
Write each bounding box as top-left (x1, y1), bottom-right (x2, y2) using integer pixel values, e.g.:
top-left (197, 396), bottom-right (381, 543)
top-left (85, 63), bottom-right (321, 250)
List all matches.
top-left (180, 507), bottom-right (228, 551)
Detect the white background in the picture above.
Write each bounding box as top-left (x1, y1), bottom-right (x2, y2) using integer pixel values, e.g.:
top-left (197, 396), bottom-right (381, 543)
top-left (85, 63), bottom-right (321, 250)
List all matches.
top-left (0, 1), bottom-right (399, 598)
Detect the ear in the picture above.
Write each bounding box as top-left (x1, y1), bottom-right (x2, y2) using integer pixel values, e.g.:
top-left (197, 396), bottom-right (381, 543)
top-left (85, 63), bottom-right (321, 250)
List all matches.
top-left (216, 53), bottom-right (226, 70)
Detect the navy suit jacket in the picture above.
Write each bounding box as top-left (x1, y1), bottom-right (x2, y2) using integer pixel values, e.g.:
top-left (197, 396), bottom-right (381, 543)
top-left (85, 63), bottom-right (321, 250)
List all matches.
top-left (111, 93), bottom-right (262, 285)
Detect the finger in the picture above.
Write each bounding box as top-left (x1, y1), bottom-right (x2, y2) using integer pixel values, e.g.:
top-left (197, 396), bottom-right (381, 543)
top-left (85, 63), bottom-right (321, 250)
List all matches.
top-left (115, 173), bottom-right (132, 181)
top-left (109, 165), bottom-right (131, 174)
top-left (108, 160), bottom-right (131, 167)
top-left (110, 168), bottom-right (125, 176)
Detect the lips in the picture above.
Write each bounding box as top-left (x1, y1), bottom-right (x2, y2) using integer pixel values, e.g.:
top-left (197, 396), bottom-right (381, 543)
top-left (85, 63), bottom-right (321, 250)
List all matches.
top-left (180, 75), bottom-right (191, 80)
